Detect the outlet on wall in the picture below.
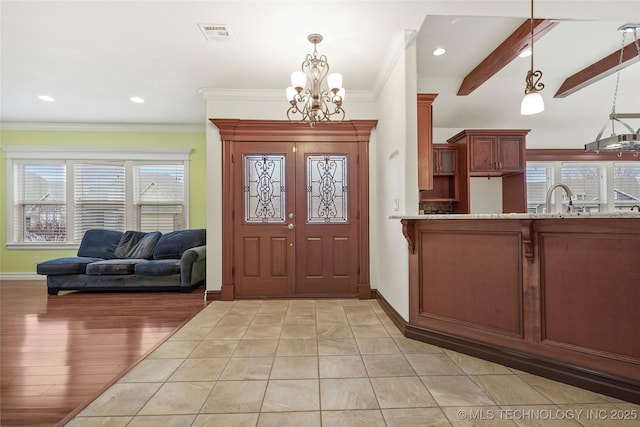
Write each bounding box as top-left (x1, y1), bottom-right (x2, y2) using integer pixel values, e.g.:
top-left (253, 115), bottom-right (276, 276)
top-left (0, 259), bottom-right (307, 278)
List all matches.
top-left (34, 256), bottom-right (39, 264)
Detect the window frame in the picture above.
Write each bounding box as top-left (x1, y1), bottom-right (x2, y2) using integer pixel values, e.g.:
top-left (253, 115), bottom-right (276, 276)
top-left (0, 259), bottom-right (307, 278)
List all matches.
top-left (3, 146), bottom-right (191, 249)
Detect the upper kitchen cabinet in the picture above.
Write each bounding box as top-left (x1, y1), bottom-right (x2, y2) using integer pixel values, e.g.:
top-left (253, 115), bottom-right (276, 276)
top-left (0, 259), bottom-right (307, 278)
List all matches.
top-left (417, 93), bottom-right (438, 190)
top-left (448, 129), bottom-right (529, 176)
top-left (420, 144), bottom-right (459, 202)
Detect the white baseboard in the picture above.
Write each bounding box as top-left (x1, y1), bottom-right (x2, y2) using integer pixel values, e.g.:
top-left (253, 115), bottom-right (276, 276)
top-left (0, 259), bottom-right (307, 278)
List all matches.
top-left (0, 273), bottom-right (45, 281)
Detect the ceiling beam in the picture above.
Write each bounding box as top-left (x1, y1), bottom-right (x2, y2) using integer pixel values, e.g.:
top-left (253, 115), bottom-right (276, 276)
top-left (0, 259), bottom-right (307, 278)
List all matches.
top-left (554, 40), bottom-right (640, 98)
top-left (457, 19), bottom-right (558, 96)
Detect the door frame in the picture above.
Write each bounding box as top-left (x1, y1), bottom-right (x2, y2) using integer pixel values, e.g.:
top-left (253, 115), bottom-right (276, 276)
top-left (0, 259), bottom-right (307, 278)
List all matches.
top-left (210, 119), bottom-right (377, 301)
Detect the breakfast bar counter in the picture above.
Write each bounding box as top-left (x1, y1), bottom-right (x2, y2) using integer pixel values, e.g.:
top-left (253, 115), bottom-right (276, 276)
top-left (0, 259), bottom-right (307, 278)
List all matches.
top-left (391, 213), bottom-right (640, 402)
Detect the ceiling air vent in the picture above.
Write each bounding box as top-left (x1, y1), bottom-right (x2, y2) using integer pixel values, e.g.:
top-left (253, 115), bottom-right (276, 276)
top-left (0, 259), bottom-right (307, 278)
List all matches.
top-left (198, 24), bottom-right (234, 42)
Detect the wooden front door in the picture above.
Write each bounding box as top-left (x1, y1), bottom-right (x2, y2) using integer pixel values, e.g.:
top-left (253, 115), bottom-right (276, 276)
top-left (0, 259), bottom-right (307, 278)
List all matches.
top-left (232, 140), bottom-right (359, 297)
top-left (213, 119), bottom-right (376, 301)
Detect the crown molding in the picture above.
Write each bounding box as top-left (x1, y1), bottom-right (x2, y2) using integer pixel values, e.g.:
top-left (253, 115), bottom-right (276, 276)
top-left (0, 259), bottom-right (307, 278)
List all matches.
top-left (0, 122), bottom-right (205, 132)
top-left (370, 29), bottom-right (418, 101)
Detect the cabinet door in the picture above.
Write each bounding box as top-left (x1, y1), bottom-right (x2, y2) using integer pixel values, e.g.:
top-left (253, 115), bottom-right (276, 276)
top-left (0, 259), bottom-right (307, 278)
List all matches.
top-left (469, 136), bottom-right (498, 172)
top-left (439, 149), bottom-right (456, 174)
top-left (498, 136), bottom-right (525, 172)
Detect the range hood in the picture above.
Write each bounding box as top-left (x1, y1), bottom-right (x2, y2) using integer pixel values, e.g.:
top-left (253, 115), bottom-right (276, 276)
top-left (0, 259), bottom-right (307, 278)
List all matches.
top-left (585, 113), bottom-right (640, 152)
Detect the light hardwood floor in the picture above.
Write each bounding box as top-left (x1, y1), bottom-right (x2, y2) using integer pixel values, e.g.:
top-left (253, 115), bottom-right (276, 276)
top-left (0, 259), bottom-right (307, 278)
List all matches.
top-left (0, 280), bottom-right (206, 426)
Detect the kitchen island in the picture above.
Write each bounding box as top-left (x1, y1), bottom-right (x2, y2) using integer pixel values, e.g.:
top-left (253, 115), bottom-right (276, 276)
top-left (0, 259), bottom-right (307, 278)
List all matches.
top-left (392, 213), bottom-right (640, 403)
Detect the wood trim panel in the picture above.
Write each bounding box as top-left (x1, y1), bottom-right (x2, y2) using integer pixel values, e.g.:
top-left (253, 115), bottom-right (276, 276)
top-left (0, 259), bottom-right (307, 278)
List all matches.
top-left (457, 19), bottom-right (558, 96)
top-left (555, 40), bottom-right (640, 98)
top-left (404, 217), bottom-right (640, 386)
top-left (417, 94), bottom-right (438, 190)
top-left (527, 148), bottom-right (640, 161)
top-left (211, 119), bottom-right (377, 143)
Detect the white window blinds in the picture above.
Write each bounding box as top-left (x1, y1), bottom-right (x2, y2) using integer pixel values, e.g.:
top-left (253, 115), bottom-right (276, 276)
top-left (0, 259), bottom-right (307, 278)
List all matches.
top-left (13, 162), bottom-right (66, 242)
top-left (73, 162), bottom-right (126, 241)
top-left (526, 165), bottom-right (552, 213)
top-left (133, 164), bottom-right (185, 233)
top-left (561, 164), bottom-right (604, 212)
top-left (614, 163), bottom-right (640, 210)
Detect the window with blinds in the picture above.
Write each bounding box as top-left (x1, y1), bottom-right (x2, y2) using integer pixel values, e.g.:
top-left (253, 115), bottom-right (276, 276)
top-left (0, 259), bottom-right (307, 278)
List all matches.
top-left (527, 161), bottom-right (638, 214)
top-left (74, 162), bottom-right (126, 241)
top-left (614, 163), bottom-right (640, 211)
top-left (561, 164), bottom-right (604, 212)
top-left (13, 163), bottom-right (66, 242)
top-left (8, 155), bottom-right (188, 245)
top-left (133, 164), bottom-right (185, 233)
top-left (525, 165), bottom-right (552, 213)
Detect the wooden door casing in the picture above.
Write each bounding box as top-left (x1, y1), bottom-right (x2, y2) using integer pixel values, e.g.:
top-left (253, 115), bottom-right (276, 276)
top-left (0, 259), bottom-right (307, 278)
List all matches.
top-left (212, 119), bottom-right (377, 300)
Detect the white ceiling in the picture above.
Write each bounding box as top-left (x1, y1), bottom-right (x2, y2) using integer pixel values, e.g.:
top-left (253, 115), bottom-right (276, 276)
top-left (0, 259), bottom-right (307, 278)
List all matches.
top-left (1, 1), bottom-right (639, 130)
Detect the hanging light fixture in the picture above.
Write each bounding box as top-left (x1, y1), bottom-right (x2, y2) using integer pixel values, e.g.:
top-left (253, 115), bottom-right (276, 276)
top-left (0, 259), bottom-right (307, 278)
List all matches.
top-left (286, 34), bottom-right (345, 124)
top-left (520, 0), bottom-right (545, 115)
top-left (585, 24), bottom-right (640, 152)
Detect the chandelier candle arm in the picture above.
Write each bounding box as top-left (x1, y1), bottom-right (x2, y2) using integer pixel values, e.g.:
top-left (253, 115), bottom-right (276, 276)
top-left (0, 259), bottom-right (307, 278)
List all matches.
top-left (286, 33), bottom-right (346, 124)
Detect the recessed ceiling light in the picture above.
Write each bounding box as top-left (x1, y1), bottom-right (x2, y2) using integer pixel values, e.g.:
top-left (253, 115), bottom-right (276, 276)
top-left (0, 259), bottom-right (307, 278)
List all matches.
top-left (519, 49), bottom-right (532, 58)
top-left (38, 95), bottom-right (55, 102)
top-left (130, 96), bottom-right (145, 103)
top-left (432, 47), bottom-right (446, 56)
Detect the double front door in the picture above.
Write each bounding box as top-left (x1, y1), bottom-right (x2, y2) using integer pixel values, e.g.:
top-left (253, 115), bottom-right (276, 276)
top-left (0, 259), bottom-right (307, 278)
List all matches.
top-left (232, 140), bottom-right (360, 297)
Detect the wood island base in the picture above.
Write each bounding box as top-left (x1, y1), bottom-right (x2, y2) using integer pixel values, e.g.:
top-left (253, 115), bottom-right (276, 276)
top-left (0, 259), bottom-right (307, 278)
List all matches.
top-left (394, 215), bottom-right (640, 403)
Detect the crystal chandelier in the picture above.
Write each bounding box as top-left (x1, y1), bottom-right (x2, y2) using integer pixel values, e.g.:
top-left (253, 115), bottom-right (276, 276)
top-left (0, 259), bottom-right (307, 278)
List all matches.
top-left (520, 0), bottom-right (545, 115)
top-left (286, 34), bottom-right (345, 124)
top-left (585, 24), bottom-right (640, 152)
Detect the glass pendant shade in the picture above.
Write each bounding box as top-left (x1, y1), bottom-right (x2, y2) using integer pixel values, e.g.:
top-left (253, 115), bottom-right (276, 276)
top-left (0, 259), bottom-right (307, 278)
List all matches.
top-left (327, 73), bottom-right (343, 92)
top-left (291, 71), bottom-right (306, 89)
top-left (521, 91), bottom-right (544, 115)
top-left (286, 86), bottom-right (296, 101)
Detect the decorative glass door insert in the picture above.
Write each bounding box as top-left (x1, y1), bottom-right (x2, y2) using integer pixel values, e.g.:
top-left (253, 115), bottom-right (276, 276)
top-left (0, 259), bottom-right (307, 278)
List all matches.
top-left (307, 155), bottom-right (348, 223)
top-left (243, 154), bottom-right (286, 223)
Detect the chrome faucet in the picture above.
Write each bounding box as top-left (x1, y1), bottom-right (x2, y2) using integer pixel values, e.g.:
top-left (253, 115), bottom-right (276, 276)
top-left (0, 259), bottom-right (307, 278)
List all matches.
top-left (545, 184), bottom-right (575, 214)
top-left (631, 205), bottom-right (640, 212)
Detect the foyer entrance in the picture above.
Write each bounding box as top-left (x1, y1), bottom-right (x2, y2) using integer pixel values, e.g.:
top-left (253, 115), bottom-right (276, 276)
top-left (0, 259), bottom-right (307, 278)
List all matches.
top-left (212, 119), bottom-right (376, 300)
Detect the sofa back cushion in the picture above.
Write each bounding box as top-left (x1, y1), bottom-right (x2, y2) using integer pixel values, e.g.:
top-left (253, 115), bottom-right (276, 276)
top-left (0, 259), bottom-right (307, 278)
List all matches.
top-left (115, 231), bottom-right (162, 259)
top-left (77, 229), bottom-right (124, 259)
top-left (153, 229), bottom-right (206, 260)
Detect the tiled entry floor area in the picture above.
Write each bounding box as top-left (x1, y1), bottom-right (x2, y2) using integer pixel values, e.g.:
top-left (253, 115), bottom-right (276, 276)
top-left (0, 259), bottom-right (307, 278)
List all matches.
top-left (67, 299), bottom-right (639, 426)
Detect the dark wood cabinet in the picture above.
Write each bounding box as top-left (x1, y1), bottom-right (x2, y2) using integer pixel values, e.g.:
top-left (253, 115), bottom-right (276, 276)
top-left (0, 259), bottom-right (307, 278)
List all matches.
top-left (420, 144), bottom-right (458, 201)
top-left (447, 129), bottom-right (530, 214)
top-left (433, 145), bottom-right (457, 175)
top-left (463, 132), bottom-right (526, 175)
top-left (417, 94), bottom-right (438, 190)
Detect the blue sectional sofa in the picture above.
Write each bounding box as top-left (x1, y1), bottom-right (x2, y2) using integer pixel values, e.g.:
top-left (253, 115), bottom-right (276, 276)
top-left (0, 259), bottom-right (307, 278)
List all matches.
top-left (37, 228), bottom-right (206, 295)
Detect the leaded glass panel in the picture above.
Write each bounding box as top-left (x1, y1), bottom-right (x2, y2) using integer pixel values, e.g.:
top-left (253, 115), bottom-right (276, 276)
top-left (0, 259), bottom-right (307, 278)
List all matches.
top-left (244, 155), bottom-right (286, 223)
top-left (307, 155), bottom-right (348, 223)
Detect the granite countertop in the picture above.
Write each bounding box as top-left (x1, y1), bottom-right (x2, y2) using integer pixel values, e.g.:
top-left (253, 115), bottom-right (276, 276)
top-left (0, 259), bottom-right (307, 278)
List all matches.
top-left (390, 212), bottom-right (640, 220)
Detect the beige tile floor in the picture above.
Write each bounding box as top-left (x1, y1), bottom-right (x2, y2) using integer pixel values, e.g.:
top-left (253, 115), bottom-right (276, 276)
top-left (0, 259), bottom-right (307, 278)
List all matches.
top-left (67, 299), bottom-right (639, 426)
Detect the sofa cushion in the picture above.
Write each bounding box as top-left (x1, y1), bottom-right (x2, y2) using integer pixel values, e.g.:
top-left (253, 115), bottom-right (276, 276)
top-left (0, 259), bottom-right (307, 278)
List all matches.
top-left (77, 229), bottom-right (124, 259)
top-left (37, 257), bottom-right (104, 275)
top-left (115, 231), bottom-right (162, 259)
top-left (135, 259), bottom-right (181, 276)
top-left (85, 259), bottom-right (148, 275)
top-left (153, 229), bottom-right (206, 260)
